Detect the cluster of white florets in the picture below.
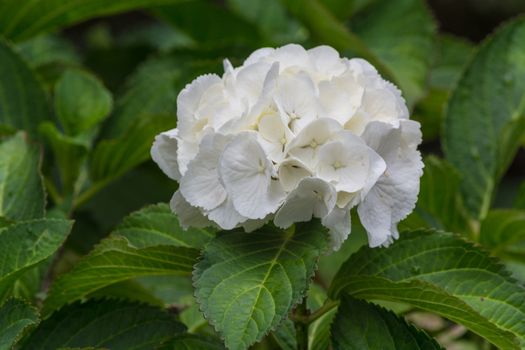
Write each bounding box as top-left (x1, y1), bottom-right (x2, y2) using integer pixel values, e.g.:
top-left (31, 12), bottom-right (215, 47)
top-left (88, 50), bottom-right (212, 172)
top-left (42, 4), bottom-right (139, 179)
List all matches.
top-left (152, 44), bottom-right (423, 250)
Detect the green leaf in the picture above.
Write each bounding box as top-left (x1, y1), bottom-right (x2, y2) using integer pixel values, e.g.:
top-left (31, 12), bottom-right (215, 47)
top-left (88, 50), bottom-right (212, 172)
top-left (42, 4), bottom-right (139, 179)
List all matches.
top-left (87, 279), bottom-right (164, 307)
top-left (0, 0), bottom-right (188, 42)
top-left (331, 295), bottom-right (442, 349)
top-left (348, 0), bottom-right (436, 106)
top-left (0, 299), bottom-right (39, 349)
top-left (39, 122), bottom-right (88, 193)
top-left (22, 299), bottom-right (185, 350)
top-left (400, 157), bottom-right (471, 233)
top-left (101, 52), bottom-right (219, 139)
top-left (0, 219), bottom-right (72, 299)
top-left (113, 203), bottom-right (214, 249)
top-left (87, 114), bottom-right (175, 199)
top-left (480, 209), bottom-right (525, 253)
top-left (319, 0), bottom-right (373, 20)
top-left (153, 1), bottom-right (262, 49)
top-left (158, 334), bottom-right (225, 350)
top-left (226, 0), bottom-right (307, 44)
top-left (429, 35), bottom-right (474, 91)
top-left (0, 132), bottom-right (45, 221)
top-left (54, 69), bottom-right (112, 136)
top-left (329, 229), bottom-right (525, 349)
top-left (443, 18), bottom-right (525, 219)
top-left (43, 237), bottom-right (198, 315)
top-left (270, 319), bottom-right (296, 350)
top-left (0, 40), bottom-right (50, 136)
top-left (15, 34), bottom-right (80, 68)
top-left (194, 222), bottom-right (328, 350)
top-left (413, 36), bottom-right (474, 141)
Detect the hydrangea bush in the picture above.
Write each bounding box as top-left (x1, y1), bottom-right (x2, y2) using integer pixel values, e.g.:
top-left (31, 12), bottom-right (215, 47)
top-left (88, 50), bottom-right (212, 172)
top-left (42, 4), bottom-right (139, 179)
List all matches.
top-left (0, 1), bottom-right (524, 350)
top-left (152, 44), bottom-right (423, 250)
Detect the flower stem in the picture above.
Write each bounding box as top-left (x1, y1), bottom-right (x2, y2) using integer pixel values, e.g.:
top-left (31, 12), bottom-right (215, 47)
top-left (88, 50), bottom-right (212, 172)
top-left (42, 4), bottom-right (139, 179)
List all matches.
top-left (295, 299), bottom-right (309, 350)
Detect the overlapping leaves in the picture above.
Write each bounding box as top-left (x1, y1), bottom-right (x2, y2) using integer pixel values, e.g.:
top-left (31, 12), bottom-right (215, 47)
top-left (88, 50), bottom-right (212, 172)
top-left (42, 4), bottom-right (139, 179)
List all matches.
top-left (330, 229), bottom-right (525, 349)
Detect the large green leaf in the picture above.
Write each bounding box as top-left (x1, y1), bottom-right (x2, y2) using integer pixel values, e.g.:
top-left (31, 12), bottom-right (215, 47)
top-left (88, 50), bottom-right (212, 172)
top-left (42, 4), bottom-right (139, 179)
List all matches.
top-left (331, 295), bottom-right (441, 349)
top-left (480, 209), bottom-right (525, 254)
top-left (443, 18), bottom-right (525, 219)
top-left (54, 69), bottom-right (112, 136)
top-left (113, 203), bottom-right (214, 249)
top-left (400, 157), bottom-right (470, 234)
top-left (0, 40), bottom-right (50, 135)
top-left (194, 222), bottom-right (328, 350)
top-left (0, 299), bottom-right (39, 349)
top-left (329, 230), bottom-right (525, 349)
top-left (43, 237), bottom-right (198, 314)
top-left (0, 219), bottom-right (73, 299)
top-left (0, 0), bottom-right (188, 42)
top-left (22, 299), bottom-right (185, 350)
top-left (0, 132), bottom-right (45, 221)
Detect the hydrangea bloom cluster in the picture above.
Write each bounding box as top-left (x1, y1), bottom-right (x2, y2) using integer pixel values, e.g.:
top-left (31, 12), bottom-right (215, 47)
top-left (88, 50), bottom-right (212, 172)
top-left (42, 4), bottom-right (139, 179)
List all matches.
top-left (151, 44), bottom-right (423, 250)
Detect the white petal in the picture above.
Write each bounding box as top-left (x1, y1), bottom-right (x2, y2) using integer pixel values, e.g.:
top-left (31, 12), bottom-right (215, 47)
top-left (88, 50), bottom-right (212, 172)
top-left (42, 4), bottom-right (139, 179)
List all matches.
top-left (358, 121), bottom-right (423, 247)
top-left (278, 158), bottom-right (313, 192)
top-left (274, 177), bottom-right (336, 228)
top-left (207, 197), bottom-right (247, 230)
top-left (179, 133), bottom-right (230, 210)
top-left (177, 74), bottom-right (221, 124)
top-left (176, 139), bottom-right (199, 176)
top-left (271, 44), bottom-right (310, 70)
top-left (151, 128), bottom-right (181, 180)
top-left (219, 133), bottom-right (285, 219)
top-left (316, 133), bottom-right (372, 193)
top-left (273, 72), bottom-right (319, 133)
top-left (233, 61), bottom-right (273, 107)
top-left (308, 45), bottom-right (346, 78)
top-left (286, 118), bottom-right (342, 168)
top-left (322, 205), bottom-right (351, 251)
top-left (244, 47), bottom-right (275, 65)
top-left (170, 191), bottom-right (213, 229)
top-left (319, 70), bottom-right (363, 125)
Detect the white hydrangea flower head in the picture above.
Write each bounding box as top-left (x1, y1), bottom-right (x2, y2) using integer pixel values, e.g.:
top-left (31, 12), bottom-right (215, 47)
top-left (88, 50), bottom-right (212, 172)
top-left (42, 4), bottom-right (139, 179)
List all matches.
top-left (151, 44), bottom-right (423, 250)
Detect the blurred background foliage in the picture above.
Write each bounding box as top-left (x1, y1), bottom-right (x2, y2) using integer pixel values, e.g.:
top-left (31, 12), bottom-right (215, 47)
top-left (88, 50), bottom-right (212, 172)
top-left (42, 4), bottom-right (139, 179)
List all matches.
top-left (0, 0), bottom-right (525, 349)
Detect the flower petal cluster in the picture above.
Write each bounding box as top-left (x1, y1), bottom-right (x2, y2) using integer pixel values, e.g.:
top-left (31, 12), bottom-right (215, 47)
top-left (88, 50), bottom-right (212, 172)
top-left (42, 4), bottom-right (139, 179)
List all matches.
top-left (151, 44), bottom-right (423, 250)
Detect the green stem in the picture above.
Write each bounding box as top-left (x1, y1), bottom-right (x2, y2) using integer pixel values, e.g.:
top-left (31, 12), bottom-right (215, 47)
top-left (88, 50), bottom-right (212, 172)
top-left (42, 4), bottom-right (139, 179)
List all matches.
top-left (44, 177), bottom-right (63, 205)
top-left (295, 299), bottom-right (309, 350)
top-left (72, 178), bottom-right (110, 209)
top-left (306, 299), bottom-right (339, 324)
